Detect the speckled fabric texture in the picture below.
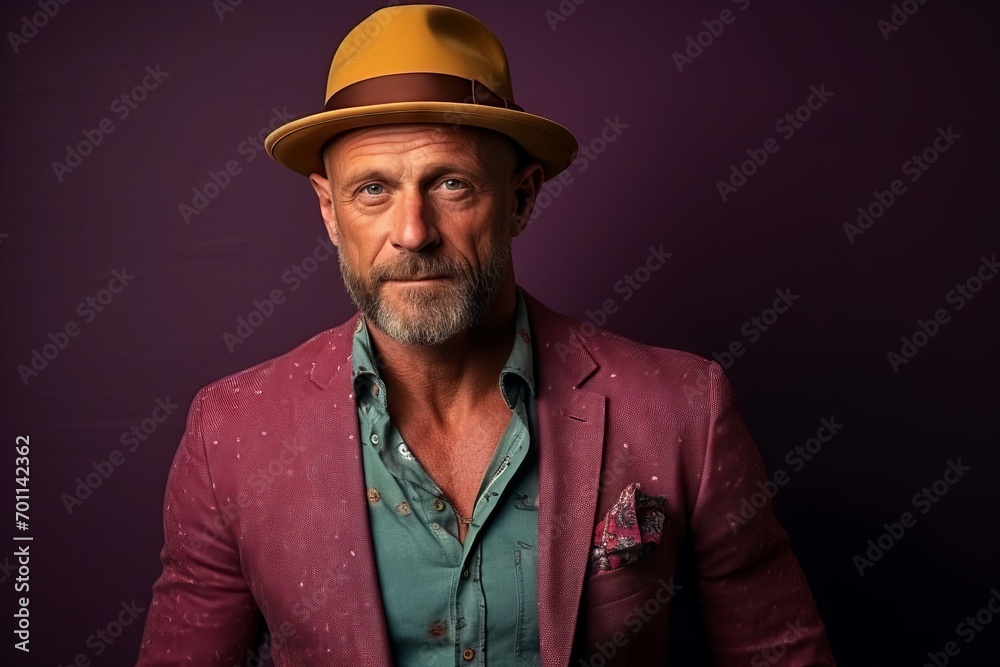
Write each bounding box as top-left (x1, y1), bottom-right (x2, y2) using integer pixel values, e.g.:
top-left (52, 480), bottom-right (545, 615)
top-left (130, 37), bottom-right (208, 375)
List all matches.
top-left (136, 289), bottom-right (835, 666)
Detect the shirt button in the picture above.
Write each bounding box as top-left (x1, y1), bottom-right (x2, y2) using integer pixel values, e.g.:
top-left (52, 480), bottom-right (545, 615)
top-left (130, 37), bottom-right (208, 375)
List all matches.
top-left (367, 487), bottom-right (381, 504)
top-left (462, 569), bottom-right (470, 579)
top-left (432, 498), bottom-right (446, 512)
top-left (370, 433), bottom-right (379, 445)
top-left (462, 648), bottom-right (476, 661)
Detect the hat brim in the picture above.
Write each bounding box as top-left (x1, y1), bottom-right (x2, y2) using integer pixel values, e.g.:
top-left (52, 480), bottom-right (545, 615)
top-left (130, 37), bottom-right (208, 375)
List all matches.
top-left (264, 101), bottom-right (578, 181)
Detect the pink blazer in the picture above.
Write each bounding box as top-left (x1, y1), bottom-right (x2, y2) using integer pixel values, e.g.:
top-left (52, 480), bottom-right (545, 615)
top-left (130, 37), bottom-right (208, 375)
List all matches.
top-left (137, 290), bottom-right (835, 666)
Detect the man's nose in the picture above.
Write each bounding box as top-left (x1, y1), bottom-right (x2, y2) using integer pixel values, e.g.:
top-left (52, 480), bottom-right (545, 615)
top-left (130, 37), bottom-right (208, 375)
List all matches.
top-left (389, 190), bottom-right (440, 252)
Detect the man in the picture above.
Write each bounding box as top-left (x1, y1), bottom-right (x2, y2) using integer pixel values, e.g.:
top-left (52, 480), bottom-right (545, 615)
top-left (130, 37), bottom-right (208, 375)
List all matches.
top-left (138, 5), bottom-right (835, 665)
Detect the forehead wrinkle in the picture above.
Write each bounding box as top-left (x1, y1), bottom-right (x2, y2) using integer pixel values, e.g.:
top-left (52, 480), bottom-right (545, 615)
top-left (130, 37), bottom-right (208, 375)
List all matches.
top-left (331, 136), bottom-right (493, 191)
top-left (324, 124), bottom-right (510, 179)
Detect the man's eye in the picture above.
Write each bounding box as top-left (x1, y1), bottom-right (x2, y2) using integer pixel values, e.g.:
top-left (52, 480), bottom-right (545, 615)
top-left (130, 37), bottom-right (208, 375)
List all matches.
top-left (363, 183), bottom-right (384, 195)
top-left (442, 179), bottom-right (465, 191)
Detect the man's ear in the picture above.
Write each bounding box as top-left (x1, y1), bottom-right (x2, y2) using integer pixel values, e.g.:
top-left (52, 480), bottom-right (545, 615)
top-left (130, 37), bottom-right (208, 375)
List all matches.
top-left (308, 171), bottom-right (339, 246)
top-left (509, 162), bottom-right (544, 237)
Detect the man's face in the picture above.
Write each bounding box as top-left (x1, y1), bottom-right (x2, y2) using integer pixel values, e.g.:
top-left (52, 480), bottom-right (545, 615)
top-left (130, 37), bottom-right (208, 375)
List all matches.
top-left (309, 124), bottom-right (541, 346)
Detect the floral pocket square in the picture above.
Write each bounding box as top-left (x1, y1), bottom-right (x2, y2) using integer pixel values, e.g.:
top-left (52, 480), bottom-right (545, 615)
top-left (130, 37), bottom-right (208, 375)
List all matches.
top-left (590, 483), bottom-right (666, 572)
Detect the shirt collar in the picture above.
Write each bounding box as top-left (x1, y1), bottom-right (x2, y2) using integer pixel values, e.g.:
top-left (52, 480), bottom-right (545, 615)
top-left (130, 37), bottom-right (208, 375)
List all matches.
top-left (351, 288), bottom-right (535, 412)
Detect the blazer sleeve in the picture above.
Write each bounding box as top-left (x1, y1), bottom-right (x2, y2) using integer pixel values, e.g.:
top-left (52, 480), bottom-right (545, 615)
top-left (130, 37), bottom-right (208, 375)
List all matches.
top-left (136, 391), bottom-right (263, 665)
top-left (689, 362), bottom-right (836, 666)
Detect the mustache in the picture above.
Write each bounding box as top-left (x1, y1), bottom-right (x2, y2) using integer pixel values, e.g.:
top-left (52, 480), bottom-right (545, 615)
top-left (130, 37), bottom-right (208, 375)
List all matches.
top-left (369, 253), bottom-right (465, 282)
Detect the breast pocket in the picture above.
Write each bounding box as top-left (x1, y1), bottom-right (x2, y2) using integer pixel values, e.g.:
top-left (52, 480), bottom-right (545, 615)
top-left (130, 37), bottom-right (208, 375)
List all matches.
top-left (514, 545), bottom-right (540, 665)
top-left (584, 541), bottom-right (677, 617)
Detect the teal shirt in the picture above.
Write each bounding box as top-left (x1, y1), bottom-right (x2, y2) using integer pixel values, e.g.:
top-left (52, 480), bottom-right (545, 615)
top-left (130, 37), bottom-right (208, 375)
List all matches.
top-left (352, 290), bottom-right (540, 666)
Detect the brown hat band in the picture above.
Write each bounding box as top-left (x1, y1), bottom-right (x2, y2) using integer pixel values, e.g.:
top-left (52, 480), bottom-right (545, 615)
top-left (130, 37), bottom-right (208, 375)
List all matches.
top-left (324, 72), bottom-right (524, 113)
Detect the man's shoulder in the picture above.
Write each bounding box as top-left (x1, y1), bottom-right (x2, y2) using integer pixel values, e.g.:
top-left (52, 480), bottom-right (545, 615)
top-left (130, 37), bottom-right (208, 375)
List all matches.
top-left (582, 322), bottom-right (710, 372)
top-left (523, 290), bottom-right (716, 382)
top-left (194, 313), bottom-right (359, 407)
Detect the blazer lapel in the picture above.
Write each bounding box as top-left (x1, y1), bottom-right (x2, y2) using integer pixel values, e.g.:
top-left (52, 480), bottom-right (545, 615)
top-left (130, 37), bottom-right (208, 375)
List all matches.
top-left (526, 294), bottom-right (607, 667)
top-left (308, 314), bottom-right (394, 665)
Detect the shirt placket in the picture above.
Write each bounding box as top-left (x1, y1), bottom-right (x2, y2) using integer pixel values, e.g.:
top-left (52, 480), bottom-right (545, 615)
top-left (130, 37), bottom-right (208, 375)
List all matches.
top-left (455, 400), bottom-right (530, 665)
top-left (354, 293), bottom-right (539, 664)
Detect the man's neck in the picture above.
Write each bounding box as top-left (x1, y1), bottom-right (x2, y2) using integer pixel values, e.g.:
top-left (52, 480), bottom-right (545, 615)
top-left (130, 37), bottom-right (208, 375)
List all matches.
top-left (364, 284), bottom-right (518, 426)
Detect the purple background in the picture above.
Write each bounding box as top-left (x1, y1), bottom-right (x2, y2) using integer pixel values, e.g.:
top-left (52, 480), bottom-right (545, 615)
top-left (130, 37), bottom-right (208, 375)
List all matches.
top-left (1, 0), bottom-right (998, 664)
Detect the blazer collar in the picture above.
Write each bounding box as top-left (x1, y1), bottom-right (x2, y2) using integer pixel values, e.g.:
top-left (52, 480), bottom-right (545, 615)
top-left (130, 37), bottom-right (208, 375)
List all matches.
top-left (305, 290), bottom-right (600, 389)
top-left (307, 311), bottom-right (361, 389)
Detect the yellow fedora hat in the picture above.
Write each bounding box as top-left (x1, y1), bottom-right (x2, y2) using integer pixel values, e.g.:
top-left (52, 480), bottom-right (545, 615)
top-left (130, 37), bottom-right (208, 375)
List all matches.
top-left (264, 4), bottom-right (578, 181)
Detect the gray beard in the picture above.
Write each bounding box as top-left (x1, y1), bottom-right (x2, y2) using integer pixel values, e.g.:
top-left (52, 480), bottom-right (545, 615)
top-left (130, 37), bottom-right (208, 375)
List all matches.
top-left (338, 240), bottom-right (510, 346)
